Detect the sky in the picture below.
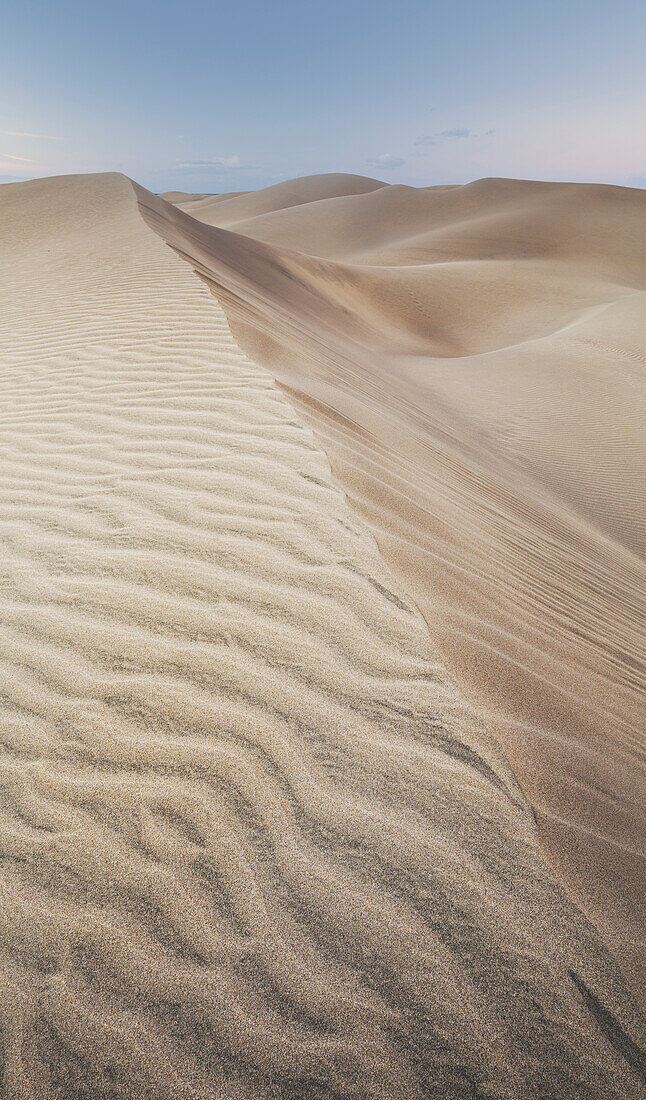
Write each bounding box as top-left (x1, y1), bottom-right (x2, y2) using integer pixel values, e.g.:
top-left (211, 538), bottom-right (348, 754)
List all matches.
top-left (2, 0), bottom-right (645, 192)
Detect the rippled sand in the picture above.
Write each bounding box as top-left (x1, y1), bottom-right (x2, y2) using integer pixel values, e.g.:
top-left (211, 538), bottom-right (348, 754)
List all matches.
top-left (0, 172), bottom-right (644, 1098)
top-left (145, 174), bottom-right (646, 1005)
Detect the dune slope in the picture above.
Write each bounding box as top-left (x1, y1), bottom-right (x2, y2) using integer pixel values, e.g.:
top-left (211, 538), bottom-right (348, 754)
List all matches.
top-left (137, 175), bottom-right (646, 1006)
top-left (0, 171), bottom-right (644, 1097)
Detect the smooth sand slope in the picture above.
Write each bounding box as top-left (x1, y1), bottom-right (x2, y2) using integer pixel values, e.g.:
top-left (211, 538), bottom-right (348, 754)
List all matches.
top-left (140, 176), bottom-right (646, 1008)
top-left (0, 172), bottom-right (644, 1099)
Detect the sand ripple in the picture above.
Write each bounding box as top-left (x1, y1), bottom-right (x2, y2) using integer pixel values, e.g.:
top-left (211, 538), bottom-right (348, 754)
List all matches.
top-left (0, 173), bottom-right (643, 1098)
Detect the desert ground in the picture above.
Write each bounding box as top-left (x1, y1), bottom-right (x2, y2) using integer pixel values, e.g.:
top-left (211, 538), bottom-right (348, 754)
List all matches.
top-left (0, 170), bottom-right (644, 1098)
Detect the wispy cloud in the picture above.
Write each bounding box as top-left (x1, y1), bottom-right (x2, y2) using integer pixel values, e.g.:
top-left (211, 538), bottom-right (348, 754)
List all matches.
top-left (177, 155), bottom-right (253, 172)
top-left (0, 159), bottom-right (34, 176)
top-left (367, 153), bottom-right (405, 169)
top-left (0, 152), bottom-right (33, 163)
top-left (1, 130), bottom-right (56, 140)
top-left (415, 127), bottom-right (494, 146)
top-left (439, 128), bottom-right (470, 139)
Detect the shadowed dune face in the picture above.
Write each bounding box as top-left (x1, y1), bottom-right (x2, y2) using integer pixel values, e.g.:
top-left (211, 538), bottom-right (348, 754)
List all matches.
top-left (0, 171), bottom-right (644, 1097)
top-left (136, 175), bottom-right (646, 1007)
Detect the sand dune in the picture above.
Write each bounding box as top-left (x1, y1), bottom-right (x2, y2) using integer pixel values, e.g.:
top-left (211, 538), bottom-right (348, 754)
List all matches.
top-left (0, 171), bottom-right (644, 1098)
top-left (137, 175), bottom-right (646, 1005)
top-left (171, 173), bottom-right (385, 231)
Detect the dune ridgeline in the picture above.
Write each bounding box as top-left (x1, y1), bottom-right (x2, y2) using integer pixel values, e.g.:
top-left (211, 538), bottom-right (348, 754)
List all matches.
top-left (0, 170), bottom-right (644, 1099)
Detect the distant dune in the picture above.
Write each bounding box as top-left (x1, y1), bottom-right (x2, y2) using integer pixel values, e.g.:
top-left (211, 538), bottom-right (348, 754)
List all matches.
top-left (0, 171), bottom-right (644, 1098)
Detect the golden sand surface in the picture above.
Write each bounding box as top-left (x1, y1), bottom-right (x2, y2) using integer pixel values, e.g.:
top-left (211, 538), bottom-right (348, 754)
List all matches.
top-left (145, 173), bottom-right (646, 1006)
top-left (0, 171), bottom-right (643, 1098)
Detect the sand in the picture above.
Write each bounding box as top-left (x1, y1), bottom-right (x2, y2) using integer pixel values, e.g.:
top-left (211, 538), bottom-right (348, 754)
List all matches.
top-left (140, 175), bottom-right (646, 1002)
top-left (0, 170), bottom-right (644, 1098)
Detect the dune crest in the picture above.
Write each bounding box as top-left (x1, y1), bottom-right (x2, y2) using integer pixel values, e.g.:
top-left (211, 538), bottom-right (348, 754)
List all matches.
top-left (136, 174), bottom-right (646, 1005)
top-left (0, 171), bottom-right (644, 1098)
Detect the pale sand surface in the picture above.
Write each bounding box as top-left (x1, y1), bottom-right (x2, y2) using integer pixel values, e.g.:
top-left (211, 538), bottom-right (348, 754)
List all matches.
top-left (0, 171), bottom-right (643, 1097)
top-left (138, 175), bottom-right (646, 1004)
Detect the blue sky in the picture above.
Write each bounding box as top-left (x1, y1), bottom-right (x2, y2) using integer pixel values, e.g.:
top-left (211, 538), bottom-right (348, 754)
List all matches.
top-left (2, 0), bottom-right (645, 191)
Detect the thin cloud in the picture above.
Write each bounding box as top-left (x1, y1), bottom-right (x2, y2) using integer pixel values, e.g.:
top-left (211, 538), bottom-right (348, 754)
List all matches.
top-left (367, 153), bottom-right (405, 169)
top-left (0, 152), bottom-right (33, 163)
top-left (0, 162), bottom-right (33, 176)
top-left (415, 126), bottom-right (495, 146)
top-left (1, 130), bottom-right (57, 140)
top-left (177, 155), bottom-right (252, 172)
